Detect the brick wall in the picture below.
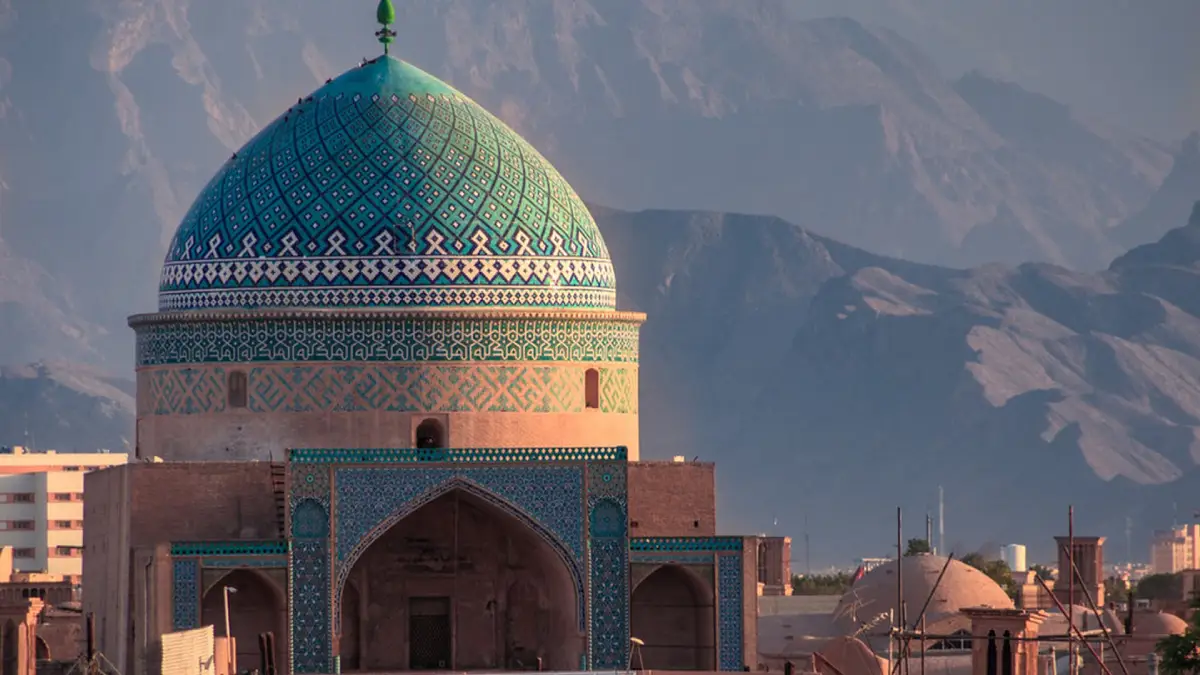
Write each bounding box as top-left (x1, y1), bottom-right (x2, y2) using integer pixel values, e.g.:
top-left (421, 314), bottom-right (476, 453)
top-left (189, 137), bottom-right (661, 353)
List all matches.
top-left (128, 463), bottom-right (278, 544)
top-left (627, 462), bottom-right (715, 537)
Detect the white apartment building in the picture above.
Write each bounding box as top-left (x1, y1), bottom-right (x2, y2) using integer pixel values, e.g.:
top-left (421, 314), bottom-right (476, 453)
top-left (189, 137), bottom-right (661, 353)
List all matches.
top-left (0, 447), bottom-right (128, 578)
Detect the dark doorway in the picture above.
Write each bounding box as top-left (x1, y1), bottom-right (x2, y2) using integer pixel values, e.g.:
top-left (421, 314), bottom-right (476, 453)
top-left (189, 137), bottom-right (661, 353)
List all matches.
top-left (409, 597), bottom-right (452, 670)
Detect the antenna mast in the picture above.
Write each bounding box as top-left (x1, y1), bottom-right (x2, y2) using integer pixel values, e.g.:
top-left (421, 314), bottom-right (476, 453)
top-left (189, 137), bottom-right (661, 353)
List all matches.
top-left (937, 486), bottom-right (944, 556)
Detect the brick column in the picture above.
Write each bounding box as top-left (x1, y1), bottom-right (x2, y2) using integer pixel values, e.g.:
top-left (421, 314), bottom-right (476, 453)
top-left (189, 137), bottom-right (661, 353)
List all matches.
top-left (0, 599), bottom-right (44, 675)
top-left (962, 608), bottom-right (1047, 675)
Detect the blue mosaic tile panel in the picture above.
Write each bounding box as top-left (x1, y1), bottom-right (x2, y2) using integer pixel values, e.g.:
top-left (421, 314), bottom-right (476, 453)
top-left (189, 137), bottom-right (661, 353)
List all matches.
top-left (630, 536), bottom-right (744, 552)
top-left (288, 466), bottom-right (333, 674)
top-left (292, 446), bottom-right (626, 464)
top-left (332, 466), bottom-right (586, 629)
top-left (587, 496), bottom-right (629, 670)
top-left (134, 316), bottom-right (640, 366)
top-left (718, 554), bottom-right (745, 671)
top-left (291, 540), bottom-right (332, 674)
top-left (171, 541), bottom-right (290, 557)
top-left (630, 552), bottom-right (714, 565)
top-left (159, 56), bottom-right (615, 312)
top-left (172, 558), bottom-right (200, 631)
top-left (200, 557), bottom-right (289, 568)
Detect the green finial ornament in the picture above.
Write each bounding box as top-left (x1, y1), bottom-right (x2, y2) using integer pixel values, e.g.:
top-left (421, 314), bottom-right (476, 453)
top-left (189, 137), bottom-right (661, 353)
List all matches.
top-left (375, 0), bottom-right (397, 54)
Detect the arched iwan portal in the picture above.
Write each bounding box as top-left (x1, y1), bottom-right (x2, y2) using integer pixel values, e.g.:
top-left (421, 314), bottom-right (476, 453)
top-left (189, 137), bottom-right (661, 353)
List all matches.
top-left (200, 570), bottom-right (286, 671)
top-left (338, 488), bottom-right (581, 672)
top-left (631, 565), bottom-right (716, 671)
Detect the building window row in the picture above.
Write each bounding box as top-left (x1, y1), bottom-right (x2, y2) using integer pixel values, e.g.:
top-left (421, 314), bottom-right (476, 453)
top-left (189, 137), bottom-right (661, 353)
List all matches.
top-left (12, 548), bottom-right (34, 559)
top-left (4, 520), bottom-right (35, 531)
top-left (51, 520), bottom-right (83, 530)
top-left (53, 546), bottom-right (82, 558)
top-left (50, 493), bottom-right (84, 502)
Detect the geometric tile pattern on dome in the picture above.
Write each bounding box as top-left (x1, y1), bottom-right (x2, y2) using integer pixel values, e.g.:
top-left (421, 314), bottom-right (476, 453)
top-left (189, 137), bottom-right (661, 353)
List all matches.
top-left (159, 56), bottom-right (615, 312)
top-left (718, 554), bottom-right (746, 671)
top-left (135, 316), bottom-right (640, 366)
top-left (140, 363), bottom-right (638, 415)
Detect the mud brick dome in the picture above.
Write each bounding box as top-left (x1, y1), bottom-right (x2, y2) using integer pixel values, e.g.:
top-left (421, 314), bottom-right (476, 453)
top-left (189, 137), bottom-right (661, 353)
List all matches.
top-left (131, 50), bottom-right (643, 462)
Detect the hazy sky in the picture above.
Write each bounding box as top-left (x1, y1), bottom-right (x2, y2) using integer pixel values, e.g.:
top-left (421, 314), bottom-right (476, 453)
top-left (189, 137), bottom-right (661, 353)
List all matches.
top-left (785, 0), bottom-right (1199, 141)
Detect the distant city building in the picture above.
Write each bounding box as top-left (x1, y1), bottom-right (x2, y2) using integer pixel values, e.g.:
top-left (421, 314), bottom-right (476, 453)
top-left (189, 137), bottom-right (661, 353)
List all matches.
top-left (1000, 544), bottom-right (1027, 572)
top-left (1150, 524), bottom-right (1200, 574)
top-left (858, 557), bottom-right (892, 572)
top-left (0, 446), bottom-right (127, 578)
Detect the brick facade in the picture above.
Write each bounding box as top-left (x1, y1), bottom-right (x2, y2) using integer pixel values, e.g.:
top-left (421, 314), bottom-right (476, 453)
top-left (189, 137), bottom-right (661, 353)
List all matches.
top-left (628, 461), bottom-right (716, 537)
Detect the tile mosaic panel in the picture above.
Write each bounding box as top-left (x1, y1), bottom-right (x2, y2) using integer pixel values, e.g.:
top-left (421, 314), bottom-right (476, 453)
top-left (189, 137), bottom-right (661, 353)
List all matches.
top-left (718, 554), bottom-right (745, 672)
top-left (142, 363), bottom-right (637, 416)
top-left (629, 537), bottom-right (744, 552)
top-left (135, 316), bottom-right (640, 366)
top-left (171, 541), bottom-right (290, 557)
top-left (587, 459), bottom-right (629, 670)
top-left (291, 446), bottom-right (626, 464)
top-left (600, 367), bottom-right (638, 414)
top-left (172, 558), bottom-right (200, 631)
top-left (159, 57), bottom-right (615, 312)
top-left (629, 552), bottom-right (714, 565)
top-left (288, 466), bottom-right (333, 674)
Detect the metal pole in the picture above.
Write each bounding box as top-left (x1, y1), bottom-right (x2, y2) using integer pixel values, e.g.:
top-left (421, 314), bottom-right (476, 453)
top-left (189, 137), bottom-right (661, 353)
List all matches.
top-left (897, 508), bottom-right (905, 675)
top-left (1034, 575), bottom-right (1115, 675)
top-left (1068, 505), bottom-right (1075, 674)
top-left (224, 586), bottom-right (234, 675)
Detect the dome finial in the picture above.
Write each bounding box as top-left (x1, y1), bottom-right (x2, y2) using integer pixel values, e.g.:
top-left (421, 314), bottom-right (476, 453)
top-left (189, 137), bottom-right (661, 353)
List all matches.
top-left (375, 0), bottom-right (397, 54)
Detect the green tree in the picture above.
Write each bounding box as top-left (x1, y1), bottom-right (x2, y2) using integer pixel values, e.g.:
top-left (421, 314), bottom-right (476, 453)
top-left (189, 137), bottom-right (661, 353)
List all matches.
top-left (961, 553), bottom-right (1018, 598)
top-left (905, 538), bottom-right (932, 556)
top-left (1104, 576), bottom-right (1130, 604)
top-left (1137, 573), bottom-right (1183, 601)
top-left (1157, 597), bottom-right (1200, 675)
top-left (791, 572), bottom-right (854, 596)
top-left (1030, 564), bottom-right (1055, 581)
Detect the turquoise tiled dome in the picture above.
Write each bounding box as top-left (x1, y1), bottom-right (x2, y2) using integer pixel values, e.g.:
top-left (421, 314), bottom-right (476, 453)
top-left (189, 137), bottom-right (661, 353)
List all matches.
top-left (158, 56), bottom-right (615, 312)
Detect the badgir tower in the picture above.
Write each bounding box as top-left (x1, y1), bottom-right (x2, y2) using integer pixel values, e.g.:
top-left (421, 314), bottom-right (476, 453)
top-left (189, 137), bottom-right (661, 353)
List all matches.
top-left (82, 3), bottom-right (774, 673)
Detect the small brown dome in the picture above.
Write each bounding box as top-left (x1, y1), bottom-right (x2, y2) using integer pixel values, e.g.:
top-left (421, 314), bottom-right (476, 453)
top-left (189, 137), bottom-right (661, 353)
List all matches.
top-left (1132, 611), bottom-right (1188, 636)
top-left (832, 555), bottom-right (1013, 634)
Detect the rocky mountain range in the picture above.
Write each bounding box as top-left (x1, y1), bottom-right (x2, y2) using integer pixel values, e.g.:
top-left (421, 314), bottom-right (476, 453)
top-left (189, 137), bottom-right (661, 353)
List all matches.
top-left (1, 1), bottom-right (1199, 562)
top-left (10, 201), bottom-right (1200, 563)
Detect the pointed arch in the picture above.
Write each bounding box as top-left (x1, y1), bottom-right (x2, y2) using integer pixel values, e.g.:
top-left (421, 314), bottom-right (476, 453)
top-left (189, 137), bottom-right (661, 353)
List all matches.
top-left (332, 475), bottom-right (585, 632)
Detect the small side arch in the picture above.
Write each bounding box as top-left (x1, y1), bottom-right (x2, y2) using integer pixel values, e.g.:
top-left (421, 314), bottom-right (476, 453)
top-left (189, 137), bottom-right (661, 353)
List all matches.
top-left (585, 369), bottom-right (600, 409)
top-left (630, 564), bottom-right (716, 670)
